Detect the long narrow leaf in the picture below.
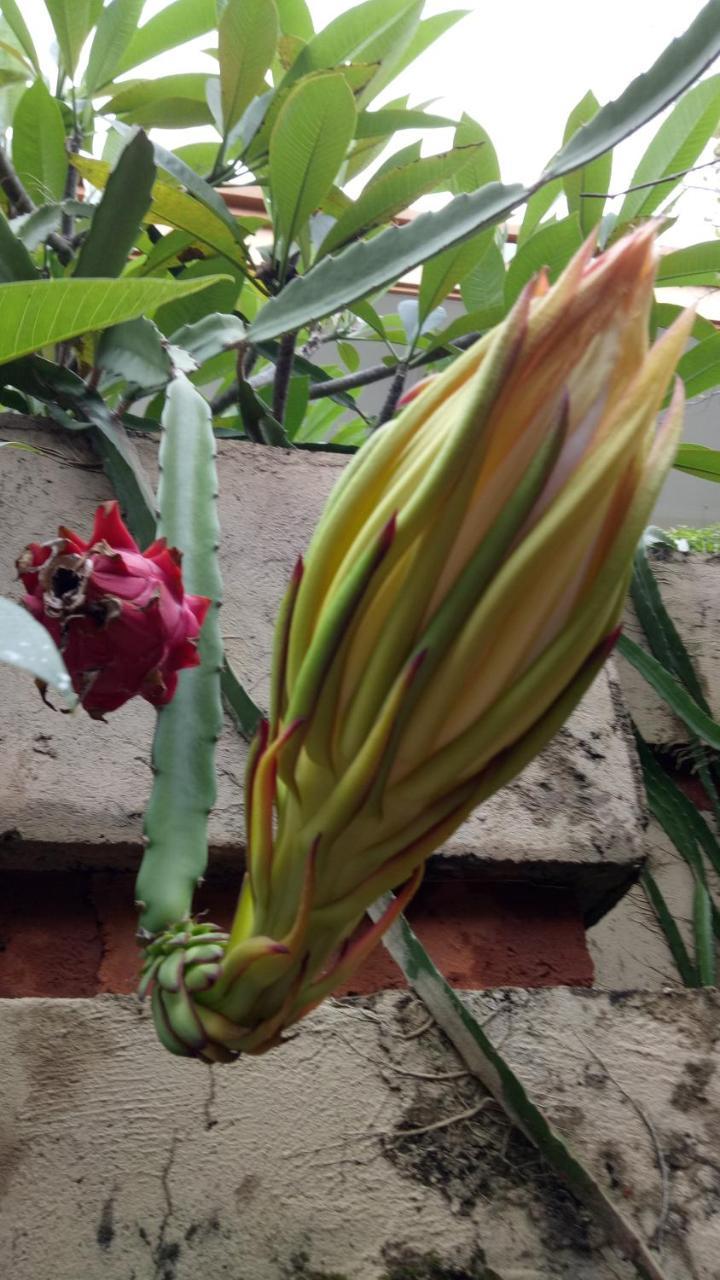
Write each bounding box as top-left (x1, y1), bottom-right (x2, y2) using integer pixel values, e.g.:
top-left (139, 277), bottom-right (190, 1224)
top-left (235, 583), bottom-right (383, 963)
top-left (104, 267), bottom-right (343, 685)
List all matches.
top-left (631, 546), bottom-right (709, 711)
top-left (0, 207), bottom-right (38, 281)
top-left (73, 153), bottom-right (250, 269)
top-left (372, 899), bottom-right (672, 1280)
top-left (74, 132), bottom-right (155, 278)
top-left (116, 0), bottom-right (215, 77)
top-left (617, 633), bottom-right (720, 749)
top-left (674, 442), bottom-right (720, 482)
top-left (640, 868), bottom-right (699, 987)
top-left (0, 0), bottom-right (39, 72)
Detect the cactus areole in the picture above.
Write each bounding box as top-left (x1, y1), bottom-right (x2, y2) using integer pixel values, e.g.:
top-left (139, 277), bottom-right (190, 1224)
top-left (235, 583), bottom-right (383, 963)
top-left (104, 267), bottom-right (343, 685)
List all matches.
top-left (17, 501), bottom-right (210, 718)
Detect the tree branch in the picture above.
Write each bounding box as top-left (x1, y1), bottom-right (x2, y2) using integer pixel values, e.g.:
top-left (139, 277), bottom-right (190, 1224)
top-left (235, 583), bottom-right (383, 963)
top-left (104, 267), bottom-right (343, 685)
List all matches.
top-left (582, 156), bottom-right (719, 199)
top-left (271, 329), bottom-right (297, 425)
top-left (0, 145), bottom-right (73, 264)
top-left (210, 331), bottom-right (481, 417)
top-left (375, 361), bottom-right (409, 428)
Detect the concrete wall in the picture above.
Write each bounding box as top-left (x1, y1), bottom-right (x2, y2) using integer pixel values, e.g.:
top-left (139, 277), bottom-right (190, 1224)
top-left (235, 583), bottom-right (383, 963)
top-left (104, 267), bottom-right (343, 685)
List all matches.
top-left (2, 989), bottom-right (719, 1280)
top-left (1, 419), bottom-right (719, 1280)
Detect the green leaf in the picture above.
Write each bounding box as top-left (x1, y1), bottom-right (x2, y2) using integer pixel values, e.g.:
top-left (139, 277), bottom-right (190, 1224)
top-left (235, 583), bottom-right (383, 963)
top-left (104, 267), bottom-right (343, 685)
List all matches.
top-left (447, 115), bottom-right (500, 194)
top-left (631, 544), bottom-right (711, 711)
top-left (353, 106), bottom-right (454, 138)
top-left (0, 598), bottom-right (76, 705)
top-left (641, 868), bottom-right (699, 986)
top-left (505, 214), bottom-right (583, 304)
top-left (618, 74), bottom-right (720, 226)
top-left (656, 240), bottom-right (720, 285)
top-left (74, 152), bottom-right (249, 269)
top-left (104, 74), bottom-right (215, 127)
top-left (317, 144), bottom-right (484, 257)
top-left (152, 257), bottom-right (242, 334)
top-left (0, 275), bottom-right (229, 364)
top-left (616, 633), bottom-right (720, 749)
top-left (340, 92), bottom-right (406, 181)
top-left (84, 0), bottom-right (145, 93)
top-left (0, 67), bottom-right (26, 86)
top-left (517, 178), bottom-right (562, 245)
top-left (250, 0), bottom-right (720, 340)
top-left (674, 442), bottom-right (720, 481)
top-left (652, 300), bottom-right (716, 342)
top-left (374, 899), bottom-right (670, 1276)
top-left (170, 141), bottom-right (219, 175)
top-left (45, 0), bottom-right (103, 79)
top-left (96, 316), bottom-right (173, 387)
top-left (169, 312), bottom-right (246, 364)
top-left (0, 0), bottom-right (39, 72)
top-left (461, 237), bottom-right (505, 315)
top-left (285, 0), bottom-right (418, 85)
top-left (276, 0), bottom-right (313, 39)
top-left (116, 0), bottom-right (215, 75)
top-left (283, 372), bottom-right (310, 435)
top-left (419, 230), bottom-right (491, 322)
top-left (219, 0), bottom-right (278, 137)
top-left (562, 91), bottom-right (612, 235)
top-left (675, 331), bottom-right (720, 400)
top-left (0, 206), bottom-right (38, 281)
top-left (361, 8), bottom-right (468, 105)
top-left (11, 80), bottom-right (67, 204)
top-left (10, 203), bottom-right (79, 251)
top-left (221, 660), bottom-right (263, 738)
top-left (74, 130), bottom-right (155, 278)
top-left (636, 734), bottom-right (720, 977)
top-left (354, 1), bottom-right (422, 110)
top-left (337, 340), bottom-right (359, 373)
top-left (270, 72), bottom-right (356, 261)
top-left (124, 127), bottom-right (248, 245)
top-left (250, 179), bottom-right (525, 339)
top-left (236, 377), bottom-right (291, 445)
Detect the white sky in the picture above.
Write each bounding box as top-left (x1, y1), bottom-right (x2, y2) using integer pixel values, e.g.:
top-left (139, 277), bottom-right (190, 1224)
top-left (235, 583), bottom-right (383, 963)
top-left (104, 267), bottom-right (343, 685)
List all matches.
top-left (24, 0), bottom-right (720, 244)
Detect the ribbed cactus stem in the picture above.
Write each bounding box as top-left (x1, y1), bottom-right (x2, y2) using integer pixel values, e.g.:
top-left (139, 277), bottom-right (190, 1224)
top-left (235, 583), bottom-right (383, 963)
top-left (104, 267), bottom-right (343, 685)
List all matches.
top-left (136, 375), bottom-right (223, 934)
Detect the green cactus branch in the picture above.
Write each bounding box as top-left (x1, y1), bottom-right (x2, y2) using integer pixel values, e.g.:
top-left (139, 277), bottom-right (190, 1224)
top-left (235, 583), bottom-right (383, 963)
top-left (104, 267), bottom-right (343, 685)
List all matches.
top-left (135, 375), bottom-right (224, 934)
top-left (372, 899), bottom-right (671, 1280)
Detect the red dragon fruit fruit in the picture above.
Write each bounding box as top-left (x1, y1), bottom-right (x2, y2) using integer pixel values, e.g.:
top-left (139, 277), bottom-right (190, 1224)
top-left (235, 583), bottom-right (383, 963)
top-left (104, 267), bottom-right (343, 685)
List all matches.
top-left (16, 501), bottom-right (210, 718)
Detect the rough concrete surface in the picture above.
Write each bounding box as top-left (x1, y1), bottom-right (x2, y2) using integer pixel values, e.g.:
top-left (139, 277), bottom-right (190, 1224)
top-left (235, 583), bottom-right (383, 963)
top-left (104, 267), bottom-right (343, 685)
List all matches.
top-left (617, 549), bottom-right (720, 746)
top-left (0, 426), bottom-right (645, 912)
top-left (1, 989), bottom-right (718, 1280)
top-left (589, 819), bottom-right (695, 989)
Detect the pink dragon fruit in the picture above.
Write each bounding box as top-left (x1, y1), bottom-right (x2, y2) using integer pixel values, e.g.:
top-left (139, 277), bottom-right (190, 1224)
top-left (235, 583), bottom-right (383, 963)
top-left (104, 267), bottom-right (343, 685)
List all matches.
top-left (17, 501), bottom-right (209, 718)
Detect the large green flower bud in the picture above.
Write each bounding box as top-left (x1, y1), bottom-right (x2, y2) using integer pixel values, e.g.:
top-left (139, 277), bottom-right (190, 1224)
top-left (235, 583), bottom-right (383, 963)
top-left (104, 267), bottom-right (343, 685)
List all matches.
top-left (150, 226), bottom-right (692, 1059)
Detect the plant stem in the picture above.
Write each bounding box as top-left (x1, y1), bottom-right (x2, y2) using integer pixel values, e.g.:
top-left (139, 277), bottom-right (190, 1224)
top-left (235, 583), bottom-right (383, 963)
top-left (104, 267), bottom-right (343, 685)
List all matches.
top-left (0, 145), bottom-right (73, 264)
top-left (271, 330), bottom-right (297, 424)
top-left (374, 360), bottom-right (408, 428)
top-left (210, 332), bottom-right (482, 417)
top-left (61, 103), bottom-right (81, 240)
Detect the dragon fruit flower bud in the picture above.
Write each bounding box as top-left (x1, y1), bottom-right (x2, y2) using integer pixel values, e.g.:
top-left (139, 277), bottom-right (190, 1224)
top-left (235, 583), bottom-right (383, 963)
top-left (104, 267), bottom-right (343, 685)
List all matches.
top-left (17, 500), bottom-right (210, 718)
top-left (148, 227), bottom-right (693, 1060)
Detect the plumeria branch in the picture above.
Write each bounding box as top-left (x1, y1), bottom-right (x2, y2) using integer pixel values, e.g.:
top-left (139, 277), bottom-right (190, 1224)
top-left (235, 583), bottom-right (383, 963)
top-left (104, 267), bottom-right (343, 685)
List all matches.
top-left (0, 145), bottom-right (73, 264)
top-left (582, 156), bottom-right (720, 199)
